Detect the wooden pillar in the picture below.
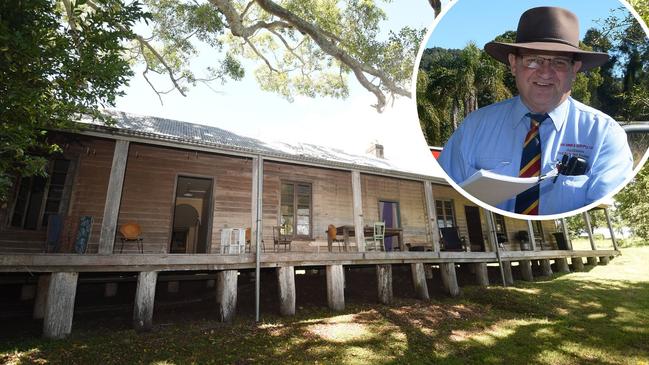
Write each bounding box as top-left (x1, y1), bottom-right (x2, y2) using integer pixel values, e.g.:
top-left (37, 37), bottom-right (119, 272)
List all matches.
top-left (104, 283), bottom-right (118, 297)
top-left (604, 208), bottom-right (618, 251)
top-left (440, 263), bottom-right (460, 297)
top-left (98, 140), bottom-right (130, 254)
top-left (599, 256), bottom-right (611, 265)
top-left (572, 257), bottom-right (585, 271)
top-left (133, 271), bottom-right (157, 331)
top-left (474, 262), bottom-right (489, 287)
top-left (351, 170), bottom-right (365, 251)
top-left (519, 260), bottom-right (534, 281)
top-left (376, 264), bottom-right (393, 304)
top-left (561, 218), bottom-right (573, 250)
top-left (583, 211), bottom-right (596, 250)
top-left (540, 259), bottom-right (553, 276)
top-left (326, 265), bottom-right (345, 311)
top-left (216, 270), bottom-right (238, 322)
top-left (526, 221), bottom-right (536, 251)
top-left (502, 261), bottom-right (514, 285)
top-left (587, 256), bottom-right (599, 266)
top-left (411, 263), bottom-right (430, 299)
top-left (277, 266), bottom-right (295, 316)
top-left (43, 272), bottom-right (78, 339)
top-left (424, 181), bottom-right (441, 252)
top-left (33, 274), bottom-right (51, 319)
top-left (555, 258), bottom-right (570, 273)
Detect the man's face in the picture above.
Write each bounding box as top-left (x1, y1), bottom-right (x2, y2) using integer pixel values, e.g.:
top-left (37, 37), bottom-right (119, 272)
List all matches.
top-left (508, 51), bottom-right (582, 113)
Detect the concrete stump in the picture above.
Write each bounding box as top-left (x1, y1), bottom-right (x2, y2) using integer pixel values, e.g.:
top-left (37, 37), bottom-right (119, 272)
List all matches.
top-left (520, 260), bottom-right (534, 281)
top-left (440, 263), bottom-right (460, 297)
top-left (424, 264), bottom-right (434, 279)
top-left (555, 258), bottom-right (570, 273)
top-left (474, 262), bottom-right (489, 287)
top-left (586, 256), bottom-right (598, 266)
top-left (326, 265), bottom-right (345, 311)
top-left (411, 263), bottom-right (430, 299)
top-left (502, 261), bottom-right (514, 285)
top-left (599, 256), bottom-right (610, 265)
top-left (133, 271), bottom-right (158, 331)
top-left (206, 279), bottom-right (216, 288)
top-left (540, 259), bottom-right (553, 277)
top-left (217, 270), bottom-right (238, 322)
top-left (43, 272), bottom-right (78, 339)
top-left (277, 266), bottom-right (296, 316)
top-left (572, 257), bottom-right (585, 271)
top-left (376, 264), bottom-right (393, 304)
top-left (33, 274), bottom-right (51, 319)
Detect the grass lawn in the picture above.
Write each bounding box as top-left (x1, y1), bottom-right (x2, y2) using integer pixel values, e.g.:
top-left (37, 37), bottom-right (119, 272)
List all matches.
top-left (2, 247), bottom-right (648, 365)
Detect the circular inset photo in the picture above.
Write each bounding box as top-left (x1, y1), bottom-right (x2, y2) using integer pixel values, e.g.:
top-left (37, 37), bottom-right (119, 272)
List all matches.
top-left (416, 0), bottom-right (649, 219)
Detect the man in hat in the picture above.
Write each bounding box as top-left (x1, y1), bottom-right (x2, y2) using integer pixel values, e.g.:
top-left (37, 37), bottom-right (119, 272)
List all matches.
top-left (438, 6), bottom-right (633, 215)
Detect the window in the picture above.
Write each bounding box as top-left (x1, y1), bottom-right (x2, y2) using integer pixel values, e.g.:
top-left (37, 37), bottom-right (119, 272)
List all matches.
top-left (280, 182), bottom-right (312, 238)
top-left (494, 214), bottom-right (507, 235)
top-left (435, 199), bottom-right (455, 228)
top-left (532, 220), bottom-right (543, 238)
top-left (11, 159), bottom-right (71, 230)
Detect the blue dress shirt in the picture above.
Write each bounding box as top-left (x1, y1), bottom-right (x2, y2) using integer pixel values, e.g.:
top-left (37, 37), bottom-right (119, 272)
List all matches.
top-left (438, 96), bottom-right (633, 215)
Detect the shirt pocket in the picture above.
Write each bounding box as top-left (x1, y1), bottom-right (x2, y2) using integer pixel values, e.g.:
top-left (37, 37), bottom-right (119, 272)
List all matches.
top-left (554, 175), bottom-right (589, 212)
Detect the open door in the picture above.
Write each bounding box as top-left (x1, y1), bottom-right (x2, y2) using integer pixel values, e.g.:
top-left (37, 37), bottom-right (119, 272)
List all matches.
top-left (464, 206), bottom-right (485, 252)
top-left (170, 176), bottom-right (212, 253)
top-left (379, 200), bottom-right (400, 251)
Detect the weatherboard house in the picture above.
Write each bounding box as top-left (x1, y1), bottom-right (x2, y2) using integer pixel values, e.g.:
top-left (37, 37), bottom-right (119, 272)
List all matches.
top-left (0, 112), bottom-right (618, 339)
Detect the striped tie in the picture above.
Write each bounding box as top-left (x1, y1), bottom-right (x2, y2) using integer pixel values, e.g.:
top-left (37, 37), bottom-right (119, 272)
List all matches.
top-left (515, 113), bottom-right (549, 215)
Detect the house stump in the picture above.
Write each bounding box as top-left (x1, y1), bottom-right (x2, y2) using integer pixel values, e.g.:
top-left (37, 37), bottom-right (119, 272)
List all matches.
top-left (326, 264), bottom-right (345, 311)
top-left (277, 266), bottom-right (296, 316)
top-left (43, 272), bottom-right (78, 339)
top-left (376, 264), bottom-right (393, 304)
top-left (411, 263), bottom-right (430, 299)
top-left (217, 270), bottom-right (238, 322)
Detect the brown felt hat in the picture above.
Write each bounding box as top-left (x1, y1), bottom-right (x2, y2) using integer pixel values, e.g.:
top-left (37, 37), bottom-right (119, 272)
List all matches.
top-left (484, 6), bottom-right (609, 71)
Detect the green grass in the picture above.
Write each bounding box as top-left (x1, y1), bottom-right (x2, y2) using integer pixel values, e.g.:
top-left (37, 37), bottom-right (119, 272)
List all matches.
top-left (2, 247), bottom-right (649, 364)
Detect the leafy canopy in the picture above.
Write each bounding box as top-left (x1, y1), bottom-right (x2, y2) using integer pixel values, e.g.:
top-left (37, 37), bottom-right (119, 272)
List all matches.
top-left (0, 0), bottom-right (149, 201)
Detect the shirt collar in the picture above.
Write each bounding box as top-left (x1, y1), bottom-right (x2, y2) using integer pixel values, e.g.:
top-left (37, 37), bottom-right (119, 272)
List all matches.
top-left (512, 96), bottom-right (571, 131)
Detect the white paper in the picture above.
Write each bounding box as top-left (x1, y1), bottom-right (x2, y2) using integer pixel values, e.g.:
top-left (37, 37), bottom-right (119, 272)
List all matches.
top-left (459, 169), bottom-right (549, 206)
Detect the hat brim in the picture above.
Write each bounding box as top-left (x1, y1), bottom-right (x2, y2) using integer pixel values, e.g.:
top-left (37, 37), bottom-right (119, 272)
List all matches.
top-left (484, 41), bottom-right (609, 71)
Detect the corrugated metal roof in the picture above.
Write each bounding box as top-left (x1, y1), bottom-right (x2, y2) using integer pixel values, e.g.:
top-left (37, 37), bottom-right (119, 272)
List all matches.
top-left (80, 111), bottom-right (438, 180)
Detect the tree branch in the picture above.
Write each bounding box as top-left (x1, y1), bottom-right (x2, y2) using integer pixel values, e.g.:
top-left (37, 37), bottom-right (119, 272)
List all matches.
top-left (253, 0), bottom-right (411, 111)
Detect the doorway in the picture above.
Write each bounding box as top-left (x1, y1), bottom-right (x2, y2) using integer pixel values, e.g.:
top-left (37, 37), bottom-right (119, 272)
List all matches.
top-left (464, 206), bottom-right (485, 251)
top-left (378, 200), bottom-right (400, 251)
top-left (170, 176), bottom-right (212, 253)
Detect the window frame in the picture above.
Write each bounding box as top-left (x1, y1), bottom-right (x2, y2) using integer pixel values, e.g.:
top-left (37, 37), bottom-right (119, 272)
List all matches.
top-left (8, 158), bottom-right (73, 230)
top-left (279, 180), bottom-right (313, 239)
top-left (435, 199), bottom-right (456, 228)
top-left (493, 214), bottom-right (508, 236)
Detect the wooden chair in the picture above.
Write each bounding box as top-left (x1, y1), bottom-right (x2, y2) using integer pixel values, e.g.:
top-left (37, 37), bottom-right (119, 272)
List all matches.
top-left (272, 226), bottom-right (292, 252)
top-left (365, 221), bottom-right (385, 251)
top-left (220, 228), bottom-right (246, 254)
top-left (245, 227), bottom-right (266, 252)
top-left (119, 222), bottom-right (143, 253)
top-left (440, 227), bottom-right (464, 252)
top-left (327, 224), bottom-right (345, 252)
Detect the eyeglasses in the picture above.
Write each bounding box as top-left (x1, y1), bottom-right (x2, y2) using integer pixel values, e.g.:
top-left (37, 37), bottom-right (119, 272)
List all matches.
top-left (518, 55), bottom-right (574, 72)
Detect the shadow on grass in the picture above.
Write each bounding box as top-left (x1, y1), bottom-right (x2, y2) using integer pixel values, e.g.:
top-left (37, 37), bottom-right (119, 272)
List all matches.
top-left (2, 258), bottom-right (648, 364)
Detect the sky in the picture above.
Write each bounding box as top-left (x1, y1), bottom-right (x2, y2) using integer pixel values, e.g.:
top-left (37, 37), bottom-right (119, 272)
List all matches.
top-left (114, 1), bottom-right (446, 177)
top-left (425, 0), bottom-right (634, 50)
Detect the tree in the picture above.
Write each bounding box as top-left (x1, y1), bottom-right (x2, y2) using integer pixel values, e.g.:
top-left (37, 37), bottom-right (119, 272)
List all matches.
top-left (123, 0), bottom-right (435, 112)
top-left (417, 44), bottom-right (510, 146)
top-left (616, 163), bottom-right (649, 240)
top-left (0, 0), bottom-right (148, 202)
